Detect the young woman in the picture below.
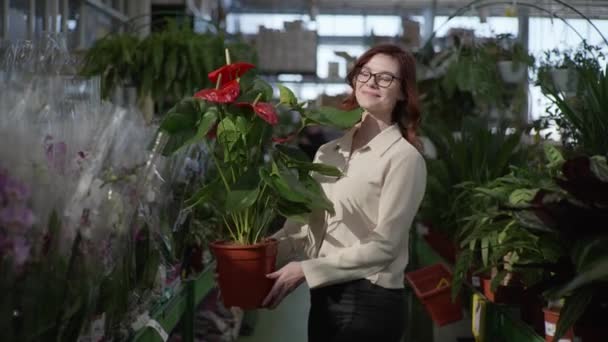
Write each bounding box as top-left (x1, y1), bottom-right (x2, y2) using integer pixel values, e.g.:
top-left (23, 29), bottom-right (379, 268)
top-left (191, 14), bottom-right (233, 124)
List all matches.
top-left (262, 43), bottom-right (427, 342)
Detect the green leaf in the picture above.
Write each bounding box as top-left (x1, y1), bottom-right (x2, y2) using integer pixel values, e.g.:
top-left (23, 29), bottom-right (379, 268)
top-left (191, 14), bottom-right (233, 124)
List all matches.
top-left (160, 99), bottom-right (201, 132)
top-left (275, 144), bottom-right (310, 163)
top-left (544, 144), bottom-right (565, 169)
top-left (513, 211), bottom-right (554, 232)
top-left (303, 106), bottom-right (363, 130)
top-left (235, 115), bottom-right (250, 145)
top-left (276, 201), bottom-right (311, 223)
top-left (554, 287), bottom-right (594, 341)
top-left (160, 128), bottom-right (196, 155)
top-left (260, 167), bottom-right (308, 204)
top-left (306, 163), bottom-right (342, 177)
top-left (508, 189), bottom-right (538, 206)
top-left (181, 108), bottom-right (218, 147)
top-left (217, 116), bottom-right (240, 154)
top-left (590, 155), bottom-right (608, 182)
top-left (241, 78), bottom-right (274, 102)
top-left (225, 168), bottom-right (261, 213)
top-left (300, 174), bottom-right (334, 213)
top-left (185, 178), bottom-right (223, 208)
top-left (278, 84), bottom-right (298, 107)
top-left (452, 248), bottom-right (473, 302)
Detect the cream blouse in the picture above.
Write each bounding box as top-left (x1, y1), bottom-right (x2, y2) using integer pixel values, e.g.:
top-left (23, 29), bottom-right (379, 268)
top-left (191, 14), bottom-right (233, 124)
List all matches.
top-left (272, 123), bottom-right (427, 289)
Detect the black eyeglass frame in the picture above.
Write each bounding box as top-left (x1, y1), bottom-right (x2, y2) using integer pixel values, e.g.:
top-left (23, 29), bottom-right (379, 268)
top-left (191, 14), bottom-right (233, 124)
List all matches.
top-left (355, 69), bottom-right (402, 88)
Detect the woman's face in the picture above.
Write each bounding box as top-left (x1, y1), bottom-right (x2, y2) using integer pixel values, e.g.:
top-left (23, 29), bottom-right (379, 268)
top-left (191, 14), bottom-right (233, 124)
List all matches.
top-left (354, 53), bottom-right (404, 117)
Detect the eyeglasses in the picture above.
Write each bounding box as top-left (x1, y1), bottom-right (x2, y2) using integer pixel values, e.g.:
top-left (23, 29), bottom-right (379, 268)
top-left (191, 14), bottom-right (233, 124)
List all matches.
top-left (356, 69), bottom-right (401, 88)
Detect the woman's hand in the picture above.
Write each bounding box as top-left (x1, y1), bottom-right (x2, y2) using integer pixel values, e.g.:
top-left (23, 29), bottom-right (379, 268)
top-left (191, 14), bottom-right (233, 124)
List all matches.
top-left (262, 261), bottom-right (306, 309)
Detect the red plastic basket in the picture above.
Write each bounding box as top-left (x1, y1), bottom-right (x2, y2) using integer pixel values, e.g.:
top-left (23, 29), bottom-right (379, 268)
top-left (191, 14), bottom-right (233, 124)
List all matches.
top-left (405, 263), bottom-right (463, 326)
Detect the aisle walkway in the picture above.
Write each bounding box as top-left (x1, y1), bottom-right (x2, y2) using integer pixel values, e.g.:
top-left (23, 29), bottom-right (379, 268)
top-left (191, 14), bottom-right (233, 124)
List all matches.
top-left (238, 284), bottom-right (310, 342)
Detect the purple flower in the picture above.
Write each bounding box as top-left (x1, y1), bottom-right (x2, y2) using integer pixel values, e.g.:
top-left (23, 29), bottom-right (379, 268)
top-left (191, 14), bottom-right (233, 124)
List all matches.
top-left (0, 205), bottom-right (35, 231)
top-left (2, 177), bottom-right (31, 202)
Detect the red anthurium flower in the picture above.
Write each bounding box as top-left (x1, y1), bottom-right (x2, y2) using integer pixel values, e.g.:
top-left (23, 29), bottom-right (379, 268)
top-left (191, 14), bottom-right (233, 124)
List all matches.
top-left (208, 62), bottom-right (255, 86)
top-left (272, 133), bottom-right (297, 144)
top-left (193, 80), bottom-right (240, 103)
top-left (235, 102), bottom-right (279, 125)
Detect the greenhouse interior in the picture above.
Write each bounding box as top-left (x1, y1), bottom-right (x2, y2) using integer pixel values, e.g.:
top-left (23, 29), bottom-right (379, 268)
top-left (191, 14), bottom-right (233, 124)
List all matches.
top-left (1, 0), bottom-right (608, 341)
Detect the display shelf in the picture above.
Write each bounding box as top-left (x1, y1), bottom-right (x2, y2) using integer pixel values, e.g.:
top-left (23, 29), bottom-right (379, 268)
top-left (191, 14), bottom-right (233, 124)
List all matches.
top-left (410, 232), bottom-right (544, 342)
top-left (131, 265), bottom-right (216, 342)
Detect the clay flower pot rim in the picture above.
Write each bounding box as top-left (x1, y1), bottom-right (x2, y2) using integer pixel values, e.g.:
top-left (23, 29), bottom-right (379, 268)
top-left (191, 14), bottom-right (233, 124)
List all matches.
top-left (210, 238), bottom-right (278, 250)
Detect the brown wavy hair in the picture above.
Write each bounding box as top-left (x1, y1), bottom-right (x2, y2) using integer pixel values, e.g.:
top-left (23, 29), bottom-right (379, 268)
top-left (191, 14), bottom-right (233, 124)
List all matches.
top-left (342, 44), bottom-right (422, 150)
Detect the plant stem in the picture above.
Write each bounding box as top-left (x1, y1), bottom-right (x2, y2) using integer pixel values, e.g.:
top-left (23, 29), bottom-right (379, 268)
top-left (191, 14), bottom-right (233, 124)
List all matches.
top-left (204, 140), bottom-right (230, 192)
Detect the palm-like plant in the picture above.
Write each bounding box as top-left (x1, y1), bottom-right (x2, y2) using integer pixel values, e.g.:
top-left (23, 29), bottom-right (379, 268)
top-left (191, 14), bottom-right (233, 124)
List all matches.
top-left (419, 116), bottom-right (528, 239)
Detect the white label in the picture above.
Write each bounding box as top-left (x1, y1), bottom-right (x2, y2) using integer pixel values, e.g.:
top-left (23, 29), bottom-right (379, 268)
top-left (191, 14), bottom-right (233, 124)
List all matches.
top-left (545, 321), bottom-right (572, 342)
top-left (472, 276), bottom-right (481, 287)
top-left (545, 321), bottom-right (556, 336)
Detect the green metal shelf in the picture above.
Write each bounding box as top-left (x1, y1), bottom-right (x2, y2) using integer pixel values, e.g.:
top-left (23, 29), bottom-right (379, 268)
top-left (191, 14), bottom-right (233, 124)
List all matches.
top-left (131, 265), bottom-right (216, 342)
top-left (410, 232), bottom-right (544, 342)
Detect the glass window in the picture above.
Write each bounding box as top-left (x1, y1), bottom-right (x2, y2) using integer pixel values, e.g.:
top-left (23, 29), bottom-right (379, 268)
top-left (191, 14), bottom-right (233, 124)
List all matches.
top-left (226, 13), bottom-right (313, 34)
top-left (316, 15), bottom-right (365, 36)
top-left (433, 15), bottom-right (518, 38)
top-left (364, 16), bottom-right (402, 36)
top-left (317, 44), bottom-right (366, 79)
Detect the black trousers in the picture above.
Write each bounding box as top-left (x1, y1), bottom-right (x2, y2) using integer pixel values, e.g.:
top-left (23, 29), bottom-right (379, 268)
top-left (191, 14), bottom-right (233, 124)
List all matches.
top-left (308, 279), bottom-right (406, 342)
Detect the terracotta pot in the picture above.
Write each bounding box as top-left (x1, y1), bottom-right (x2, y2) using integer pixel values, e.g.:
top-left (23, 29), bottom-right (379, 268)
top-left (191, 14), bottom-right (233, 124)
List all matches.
top-left (405, 263), bottom-right (463, 326)
top-left (543, 307), bottom-right (574, 342)
top-left (210, 239), bottom-right (278, 309)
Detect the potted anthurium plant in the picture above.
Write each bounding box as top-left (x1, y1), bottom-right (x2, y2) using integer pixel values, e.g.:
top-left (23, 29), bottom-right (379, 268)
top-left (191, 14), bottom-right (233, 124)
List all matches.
top-left (157, 49), bottom-right (362, 309)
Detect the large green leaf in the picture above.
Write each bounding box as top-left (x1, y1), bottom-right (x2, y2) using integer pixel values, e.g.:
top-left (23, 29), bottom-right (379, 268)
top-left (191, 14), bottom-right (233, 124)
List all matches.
top-left (303, 106), bottom-right (363, 130)
top-left (305, 163), bottom-right (342, 177)
top-left (259, 167), bottom-right (308, 204)
top-left (181, 107), bottom-right (218, 148)
top-left (217, 116), bottom-right (240, 156)
top-left (276, 200), bottom-right (311, 224)
top-left (554, 287), bottom-right (594, 341)
top-left (160, 99), bottom-right (203, 132)
top-left (278, 84), bottom-right (298, 107)
top-left (544, 144), bottom-right (565, 169)
top-left (185, 178), bottom-right (223, 209)
top-left (225, 168), bottom-right (261, 213)
top-left (508, 189), bottom-right (538, 206)
top-left (300, 175), bottom-right (334, 213)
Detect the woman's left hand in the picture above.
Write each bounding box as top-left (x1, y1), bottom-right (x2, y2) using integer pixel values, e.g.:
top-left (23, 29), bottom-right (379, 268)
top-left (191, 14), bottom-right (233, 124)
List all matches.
top-left (262, 261), bottom-right (306, 309)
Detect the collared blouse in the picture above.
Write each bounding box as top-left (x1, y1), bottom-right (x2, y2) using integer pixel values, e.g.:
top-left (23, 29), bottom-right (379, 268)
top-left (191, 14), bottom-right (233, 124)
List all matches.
top-left (272, 123), bottom-right (427, 289)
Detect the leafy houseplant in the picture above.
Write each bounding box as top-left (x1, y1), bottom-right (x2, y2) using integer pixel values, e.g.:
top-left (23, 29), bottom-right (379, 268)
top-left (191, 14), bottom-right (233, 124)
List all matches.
top-left (451, 145), bottom-right (608, 341)
top-left (539, 60), bottom-right (608, 157)
top-left (80, 21), bottom-right (255, 114)
top-left (418, 116), bottom-right (528, 247)
top-left (157, 50), bottom-right (362, 308)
